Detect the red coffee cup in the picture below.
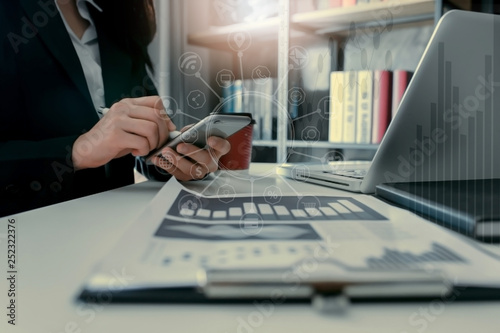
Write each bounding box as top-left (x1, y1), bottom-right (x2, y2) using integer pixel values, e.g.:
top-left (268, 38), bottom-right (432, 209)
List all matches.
top-left (218, 120), bottom-right (254, 170)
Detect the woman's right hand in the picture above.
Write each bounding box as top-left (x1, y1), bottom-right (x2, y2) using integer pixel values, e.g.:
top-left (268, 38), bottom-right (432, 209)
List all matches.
top-left (72, 96), bottom-right (176, 170)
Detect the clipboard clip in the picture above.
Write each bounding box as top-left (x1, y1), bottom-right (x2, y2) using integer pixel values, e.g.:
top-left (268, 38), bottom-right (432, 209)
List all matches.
top-left (197, 267), bottom-right (452, 313)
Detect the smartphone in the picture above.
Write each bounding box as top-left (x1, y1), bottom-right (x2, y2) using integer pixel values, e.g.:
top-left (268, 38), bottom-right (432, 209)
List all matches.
top-left (143, 113), bottom-right (252, 164)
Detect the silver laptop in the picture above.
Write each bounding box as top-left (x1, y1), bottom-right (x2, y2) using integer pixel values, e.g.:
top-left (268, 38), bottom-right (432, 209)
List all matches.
top-left (278, 10), bottom-right (500, 193)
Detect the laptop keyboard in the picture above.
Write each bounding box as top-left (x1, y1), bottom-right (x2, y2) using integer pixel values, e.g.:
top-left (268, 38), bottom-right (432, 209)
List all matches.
top-left (323, 169), bottom-right (367, 179)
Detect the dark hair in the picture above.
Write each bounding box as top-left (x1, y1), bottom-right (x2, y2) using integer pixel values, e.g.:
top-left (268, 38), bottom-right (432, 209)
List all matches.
top-left (93, 0), bottom-right (157, 71)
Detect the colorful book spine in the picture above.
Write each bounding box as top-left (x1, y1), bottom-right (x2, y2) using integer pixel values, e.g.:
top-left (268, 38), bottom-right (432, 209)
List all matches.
top-left (328, 71), bottom-right (345, 143)
top-left (232, 80), bottom-right (243, 113)
top-left (372, 70), bottom-right (392, 144)
top-left (342, 71), bottom-right (357, 143)
top-left (243, 79), bottom-right (260, 139)
top-left (342, 0), bottom-right (357, 7)
top-left (221, 81), bottom-right (233, 113)
top-left (356, 70), bottom-right (373, 144)
top-left (392, 70), bottom-right (413, 118)
top-left (329, 0), bottom-right (343, 8)
top-left (315, 0), bottom-right (343, 10)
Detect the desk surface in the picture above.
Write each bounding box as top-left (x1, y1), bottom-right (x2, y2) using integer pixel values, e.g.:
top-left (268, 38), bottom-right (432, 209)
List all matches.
top-left (1, 164), bottom-right (500, 333)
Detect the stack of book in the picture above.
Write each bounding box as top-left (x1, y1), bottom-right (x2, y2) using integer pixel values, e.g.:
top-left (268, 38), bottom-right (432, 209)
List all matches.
top-left (328, 70), bottom-right (412, 145)
top-left (221, 78), bottom-right (278, 141)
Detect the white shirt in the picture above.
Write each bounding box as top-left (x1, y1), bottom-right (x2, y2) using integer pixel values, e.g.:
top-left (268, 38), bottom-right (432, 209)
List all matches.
top-left (56, 0), bottom-right (106, 115)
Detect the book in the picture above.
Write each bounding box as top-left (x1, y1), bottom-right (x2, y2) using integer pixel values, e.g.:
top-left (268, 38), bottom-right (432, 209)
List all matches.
top-left (329, 0), bottom-right (342, 7)
top-left (232, 80), bottom-right (243, 113)
top-left (258, 78), bottom-right (274, 141)
top-left (392, 70), bottom-right (413, 118)
top-left (371, 70), bottom-right (392, 144)
top-left (342, 71), bottom-right (358, 143)
top-left (355, 70), bottom-right (373, 144)
top-left (221, 80), bottom-right (233, 113)
top-left (375, 179), bottom-right (500, 242)
top-left (272, 78), bottom-right (279, 140)
top-left (316, 0), bottom-right (330, 10)
top-left (314, 0), bottom-right (344, 10)
top-left (328, 71), bottom-right (345, 143)
top-left (343, 0), bottom-right (356, 7)
top-left (243, 79), bottom-right (260, 139)
top-left (293, 0), bottom-right (316, 13)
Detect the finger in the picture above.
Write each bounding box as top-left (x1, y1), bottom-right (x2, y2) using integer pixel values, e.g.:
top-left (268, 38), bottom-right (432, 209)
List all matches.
top-left (117, 131), bottom-right (151, 157)
top-left (164, 112), bottom-right (177, 132)
top-left (180, 124), bottom-right (195, 132)
top-left (151, 155), bottom-right (178, 176)
top-left (121, 118), bottom-right (161, 152)
top-left (150, 106), bottom-right (177, 132)
top-left (170, 170), bottom-right (195, 182)
top-left (121, 105), bottom-right (170, 148)
top-left (151, 155), bottom-right (201, 182)
top-left (189, 162), bottom-right (210, 179)
top-left (126, 96), bottom-right (176, 130)
top-left (152, 155), bottom-right (192, 181)
top-left (103, 107), bottom-right (164, 151)
top-left (127, 96), bottom-right (163, 109)
top-left (176, 143), bottom-right (218, 173)
top-left (162, 147), bottom-right (210, 179)
top-left (207, 136), bottom-right (231, 158)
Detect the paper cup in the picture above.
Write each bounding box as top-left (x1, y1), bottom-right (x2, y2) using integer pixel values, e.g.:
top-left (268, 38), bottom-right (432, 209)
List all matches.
top-left (218, 122), bottom-right (254, 170)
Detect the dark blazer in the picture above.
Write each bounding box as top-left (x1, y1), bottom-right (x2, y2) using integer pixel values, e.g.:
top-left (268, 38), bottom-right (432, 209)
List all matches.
top-left (0, 0), bottom-right (166, 217)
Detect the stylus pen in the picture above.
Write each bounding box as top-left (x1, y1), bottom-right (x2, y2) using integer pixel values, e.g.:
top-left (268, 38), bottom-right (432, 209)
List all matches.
top-left (97, 107), bottom-right (109, 118)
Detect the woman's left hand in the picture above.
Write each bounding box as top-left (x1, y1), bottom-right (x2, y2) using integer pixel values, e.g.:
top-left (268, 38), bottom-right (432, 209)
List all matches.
top-left (151, 136), bottom-right (231, 181)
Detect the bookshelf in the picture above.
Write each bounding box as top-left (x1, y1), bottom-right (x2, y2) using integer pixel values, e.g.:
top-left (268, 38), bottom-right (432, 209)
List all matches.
top-left (186, 0), bottom-right (441, 162)
top-left (294, 0), bottom-right (436, 33)
top-left (188, 0), bottom-right (437, 47)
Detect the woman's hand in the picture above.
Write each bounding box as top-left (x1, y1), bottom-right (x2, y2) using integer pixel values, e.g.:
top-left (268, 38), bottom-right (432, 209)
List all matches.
top-left (151, 134), bottom-right (231, 181)
top-left (72, 96), bottom-right (176, 170)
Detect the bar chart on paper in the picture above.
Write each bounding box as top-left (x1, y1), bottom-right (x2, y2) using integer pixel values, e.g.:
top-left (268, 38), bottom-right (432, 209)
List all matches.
top-left (325, 242), bottom-right (467, 273)
top-left (166, 190), bottom-right (387, 223)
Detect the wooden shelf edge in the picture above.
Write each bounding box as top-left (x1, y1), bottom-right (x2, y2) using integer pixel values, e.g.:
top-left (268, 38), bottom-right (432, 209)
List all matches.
top-left (293, 0), bottom-right (436, 31)
top-left (188, 17), bottom-right (281, 48)
top-left (253, 140), bottom-right (379, 150)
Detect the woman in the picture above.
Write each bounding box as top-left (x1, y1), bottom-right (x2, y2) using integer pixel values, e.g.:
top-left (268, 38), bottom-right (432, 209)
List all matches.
top-left (0, 0), bottom-right (230, 216)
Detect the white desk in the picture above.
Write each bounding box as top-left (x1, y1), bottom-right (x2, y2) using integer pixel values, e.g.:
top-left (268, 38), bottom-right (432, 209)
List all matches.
top-left (1, 164), bottom-right (499, 333)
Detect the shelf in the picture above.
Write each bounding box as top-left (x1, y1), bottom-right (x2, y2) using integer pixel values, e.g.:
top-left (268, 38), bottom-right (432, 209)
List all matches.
top-left (253, 140), bottom-right (379, 150)
top-left (188, 0), bottom-right (436, 49)
top-left (188, 17), bottom-right (307, 49)
top-left (293, 0), bottom-right (436, 33)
